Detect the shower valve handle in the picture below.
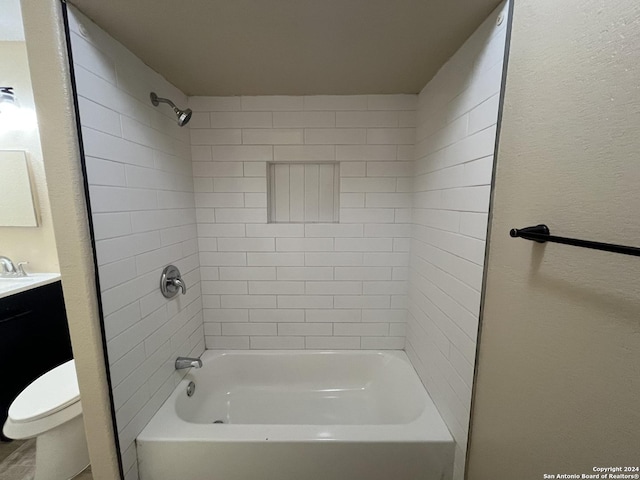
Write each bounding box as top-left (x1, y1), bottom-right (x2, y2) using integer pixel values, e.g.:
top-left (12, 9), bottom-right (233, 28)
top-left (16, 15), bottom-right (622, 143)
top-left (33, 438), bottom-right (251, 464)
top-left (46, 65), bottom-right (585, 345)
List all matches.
top-left (160, 265), bottom-right (187, 299)
top-left (169, 277), bottom-right (187, 294)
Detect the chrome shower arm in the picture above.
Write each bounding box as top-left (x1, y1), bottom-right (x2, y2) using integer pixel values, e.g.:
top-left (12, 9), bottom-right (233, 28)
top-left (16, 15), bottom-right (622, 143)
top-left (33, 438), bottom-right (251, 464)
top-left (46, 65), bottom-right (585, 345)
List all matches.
top-left (150, 92), bottom-right (176, 108)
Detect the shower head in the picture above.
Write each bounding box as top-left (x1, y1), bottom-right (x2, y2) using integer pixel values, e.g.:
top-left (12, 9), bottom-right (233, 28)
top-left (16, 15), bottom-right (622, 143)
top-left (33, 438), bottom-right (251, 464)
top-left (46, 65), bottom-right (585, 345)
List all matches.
top-left (175, 108), bottom-right (192, 127)
top-left (150, 92), bottom-right (192, 127)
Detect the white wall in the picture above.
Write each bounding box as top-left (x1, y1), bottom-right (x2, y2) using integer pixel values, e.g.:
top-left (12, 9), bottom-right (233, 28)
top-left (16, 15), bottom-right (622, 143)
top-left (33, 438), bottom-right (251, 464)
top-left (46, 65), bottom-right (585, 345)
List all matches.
top-left (67, 8), bottom-right (204, 480)
top-left (0, 41), bottom-right (59, 272)
top-left (188, 95), bottom-right (415, 350)
top-left (405, 2), bottom-right (507, 478)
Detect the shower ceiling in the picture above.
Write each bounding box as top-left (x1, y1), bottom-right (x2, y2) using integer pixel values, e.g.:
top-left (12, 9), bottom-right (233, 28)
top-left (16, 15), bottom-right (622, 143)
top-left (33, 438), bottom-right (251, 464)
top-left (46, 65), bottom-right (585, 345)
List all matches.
top-left (69, 0), bottom-right (502, 96)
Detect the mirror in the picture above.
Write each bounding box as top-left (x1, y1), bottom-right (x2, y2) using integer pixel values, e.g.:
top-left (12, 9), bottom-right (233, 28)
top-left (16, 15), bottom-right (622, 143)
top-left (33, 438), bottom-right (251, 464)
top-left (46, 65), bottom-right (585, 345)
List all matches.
top-left (1, 3), bottom-right (41, 229)
top-left (0, 150), bottom-right (37, 226)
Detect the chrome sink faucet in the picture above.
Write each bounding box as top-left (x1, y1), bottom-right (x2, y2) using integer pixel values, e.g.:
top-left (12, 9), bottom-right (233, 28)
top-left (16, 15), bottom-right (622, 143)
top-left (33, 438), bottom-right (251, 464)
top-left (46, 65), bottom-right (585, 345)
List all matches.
top-left (175, 357), bottom-right (203, 370)
top-left (0, 256), bottom-right (28, 277)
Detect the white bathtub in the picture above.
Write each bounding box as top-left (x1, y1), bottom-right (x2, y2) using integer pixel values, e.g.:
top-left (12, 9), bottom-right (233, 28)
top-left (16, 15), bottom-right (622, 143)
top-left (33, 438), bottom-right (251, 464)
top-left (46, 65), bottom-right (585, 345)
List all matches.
top-left (137, 350), bottom-right (454, 480)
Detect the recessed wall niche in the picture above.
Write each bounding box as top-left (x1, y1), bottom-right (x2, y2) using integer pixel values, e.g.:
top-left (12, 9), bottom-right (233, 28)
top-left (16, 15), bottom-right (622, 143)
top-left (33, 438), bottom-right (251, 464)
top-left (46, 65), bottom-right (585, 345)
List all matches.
top-left (267, 162), bottom-right (340, 223)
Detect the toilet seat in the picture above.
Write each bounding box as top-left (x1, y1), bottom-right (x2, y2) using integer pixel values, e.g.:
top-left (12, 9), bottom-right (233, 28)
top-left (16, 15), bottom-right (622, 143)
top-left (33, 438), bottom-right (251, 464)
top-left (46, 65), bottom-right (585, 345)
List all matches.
top-left (3, 401), bottom-right (83, 439)
top-left (3, 359), bottom-right (89, 480)
top-left (8, 360), bottom-right (80, 423)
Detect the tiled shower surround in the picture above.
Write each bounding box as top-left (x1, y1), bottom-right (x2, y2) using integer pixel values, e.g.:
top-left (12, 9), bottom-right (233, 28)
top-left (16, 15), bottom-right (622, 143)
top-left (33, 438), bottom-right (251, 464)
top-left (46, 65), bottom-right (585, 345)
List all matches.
top-left (406, 3), bottom-right (508, 477)
top-left (188, 94), bottom-right (416, 350)
top-left (68, 1), bottom-right (506, 479)
top-left (68, 8), bottom-right (204, 479)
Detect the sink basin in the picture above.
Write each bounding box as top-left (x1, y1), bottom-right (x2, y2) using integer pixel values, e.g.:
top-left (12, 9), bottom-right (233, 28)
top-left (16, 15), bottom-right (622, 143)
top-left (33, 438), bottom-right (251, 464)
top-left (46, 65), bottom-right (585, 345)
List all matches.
top-left (0, 273), bottom-right (61, 300)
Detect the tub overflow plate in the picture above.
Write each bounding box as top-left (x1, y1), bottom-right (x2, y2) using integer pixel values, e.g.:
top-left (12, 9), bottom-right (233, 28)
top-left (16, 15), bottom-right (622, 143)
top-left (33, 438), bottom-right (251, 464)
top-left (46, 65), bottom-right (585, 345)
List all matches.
top-left (186, 381), bottom-right (196, 397)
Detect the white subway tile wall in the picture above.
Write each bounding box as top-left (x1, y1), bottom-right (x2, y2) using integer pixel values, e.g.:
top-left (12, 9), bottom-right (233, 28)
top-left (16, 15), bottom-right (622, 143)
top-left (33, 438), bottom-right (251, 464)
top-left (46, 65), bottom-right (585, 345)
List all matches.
top-left (68, 8), bottom-right (204, 480)
top-left (405, 3), bottom-right (508, 479)
top-left (189, 94), bottom-right (417, 350)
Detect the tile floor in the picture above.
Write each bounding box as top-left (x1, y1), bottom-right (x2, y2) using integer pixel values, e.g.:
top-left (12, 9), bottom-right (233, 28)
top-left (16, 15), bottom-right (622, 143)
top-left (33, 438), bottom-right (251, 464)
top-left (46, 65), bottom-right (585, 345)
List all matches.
top-left (0, 439), bottom-right (92, 480)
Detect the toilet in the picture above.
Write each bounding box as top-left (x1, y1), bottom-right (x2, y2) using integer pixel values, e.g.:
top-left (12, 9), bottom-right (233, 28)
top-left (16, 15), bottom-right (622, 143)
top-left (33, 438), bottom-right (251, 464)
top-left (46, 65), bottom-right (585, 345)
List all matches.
top-left (3, 360), bottom-right (89, 480)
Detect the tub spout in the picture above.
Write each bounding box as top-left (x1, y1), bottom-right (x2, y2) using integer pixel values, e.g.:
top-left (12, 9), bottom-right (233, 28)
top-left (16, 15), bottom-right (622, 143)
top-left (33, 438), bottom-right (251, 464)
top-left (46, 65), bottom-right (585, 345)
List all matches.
top-left (175, 357), bottom-right (202, 370)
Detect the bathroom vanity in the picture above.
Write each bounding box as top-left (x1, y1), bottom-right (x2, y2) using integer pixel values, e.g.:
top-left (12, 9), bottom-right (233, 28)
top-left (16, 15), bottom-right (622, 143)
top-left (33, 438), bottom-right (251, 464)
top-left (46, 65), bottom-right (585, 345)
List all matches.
top-left (0, 278), bottom-right (72, 441)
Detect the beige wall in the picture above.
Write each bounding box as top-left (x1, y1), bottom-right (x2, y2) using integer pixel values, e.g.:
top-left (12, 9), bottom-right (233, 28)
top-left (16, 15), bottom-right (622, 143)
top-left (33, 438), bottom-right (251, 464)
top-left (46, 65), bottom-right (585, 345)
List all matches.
top-left (467, 1), bottom-right (640, 478)
top-left (20, 1), bottom-right (121, 479)
top-left (0, 41), bottom-right (59, 273)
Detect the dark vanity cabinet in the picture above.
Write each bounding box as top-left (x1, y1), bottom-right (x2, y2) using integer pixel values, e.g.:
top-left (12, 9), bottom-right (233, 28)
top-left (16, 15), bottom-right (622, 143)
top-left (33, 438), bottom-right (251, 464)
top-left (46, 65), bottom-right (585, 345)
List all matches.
top-left (0, 281), bottom-right (72, 440)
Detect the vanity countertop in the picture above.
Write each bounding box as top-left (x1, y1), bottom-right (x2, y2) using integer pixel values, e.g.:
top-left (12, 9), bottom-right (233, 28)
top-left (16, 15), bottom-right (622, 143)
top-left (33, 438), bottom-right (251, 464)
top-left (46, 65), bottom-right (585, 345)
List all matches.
top-left (0, 273), bottom-right (61, 300)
